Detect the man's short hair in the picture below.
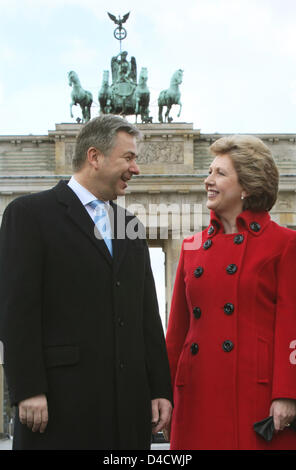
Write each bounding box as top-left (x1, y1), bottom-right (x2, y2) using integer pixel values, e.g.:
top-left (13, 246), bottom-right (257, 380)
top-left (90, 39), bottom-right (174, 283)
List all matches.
top-left (73, 114), bottom-right (141, 172)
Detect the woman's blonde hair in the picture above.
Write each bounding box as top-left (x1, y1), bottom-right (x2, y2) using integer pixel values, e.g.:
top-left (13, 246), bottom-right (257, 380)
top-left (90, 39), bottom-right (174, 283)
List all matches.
top-left (209, 135), bottom-right (279, 211)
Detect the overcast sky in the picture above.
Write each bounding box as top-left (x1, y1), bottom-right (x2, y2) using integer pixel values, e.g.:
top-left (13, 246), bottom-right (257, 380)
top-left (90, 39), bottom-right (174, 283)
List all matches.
top-left (1, 0), bottom-right (296, 136)
top-left (1, 0), bottom-right (296, 328)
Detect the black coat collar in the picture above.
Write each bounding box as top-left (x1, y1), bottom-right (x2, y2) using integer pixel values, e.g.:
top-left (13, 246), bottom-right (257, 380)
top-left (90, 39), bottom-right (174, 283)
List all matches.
top-left (53, 180), bottom-right (136, 271)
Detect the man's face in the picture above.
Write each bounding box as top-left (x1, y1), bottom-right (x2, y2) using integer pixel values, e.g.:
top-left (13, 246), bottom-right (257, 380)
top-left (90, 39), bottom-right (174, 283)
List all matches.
top-left (97, 131), bottom-right (140, 201)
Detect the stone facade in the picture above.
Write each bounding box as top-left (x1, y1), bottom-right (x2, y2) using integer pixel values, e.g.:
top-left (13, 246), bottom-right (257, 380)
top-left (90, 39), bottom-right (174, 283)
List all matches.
top-left (0, 122), bottom-right (296, 433)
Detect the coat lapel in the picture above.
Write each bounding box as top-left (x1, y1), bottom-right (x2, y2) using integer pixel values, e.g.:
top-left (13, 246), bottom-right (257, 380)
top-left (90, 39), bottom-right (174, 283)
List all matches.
top-left (111, 201), bottom-right (130, 274)
top-left (111, 201), bottom-right (147, 274)
top-left (53, 180), bottom-right (112, 266)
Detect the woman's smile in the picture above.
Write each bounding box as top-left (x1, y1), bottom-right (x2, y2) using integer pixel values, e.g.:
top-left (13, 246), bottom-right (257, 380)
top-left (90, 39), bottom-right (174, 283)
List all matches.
top-left (207, 189), bottom-right (219, 199)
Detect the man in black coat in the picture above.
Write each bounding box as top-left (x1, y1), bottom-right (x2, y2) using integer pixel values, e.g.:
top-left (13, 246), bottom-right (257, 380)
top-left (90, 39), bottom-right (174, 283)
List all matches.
top-left (0, 115), bottom-right (172, 450)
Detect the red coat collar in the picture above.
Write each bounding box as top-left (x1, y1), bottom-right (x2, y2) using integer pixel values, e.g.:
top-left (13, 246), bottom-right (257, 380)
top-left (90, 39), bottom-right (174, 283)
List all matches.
top-left (207, 210), bottom-right (271, 237)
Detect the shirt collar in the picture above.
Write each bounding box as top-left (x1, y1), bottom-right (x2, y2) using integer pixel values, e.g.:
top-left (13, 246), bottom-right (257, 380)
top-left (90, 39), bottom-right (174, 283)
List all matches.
top-left (68, 176), bottom-right (110, 207)
top-left (207, 209), bottom-right (271, 237)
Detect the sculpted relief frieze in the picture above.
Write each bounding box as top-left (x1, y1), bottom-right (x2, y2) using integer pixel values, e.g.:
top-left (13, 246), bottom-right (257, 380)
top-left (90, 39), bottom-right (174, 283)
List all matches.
top-left (63, 140), bottom-right (184, 168)
top-left (138, 142), bottom-right (184, 164)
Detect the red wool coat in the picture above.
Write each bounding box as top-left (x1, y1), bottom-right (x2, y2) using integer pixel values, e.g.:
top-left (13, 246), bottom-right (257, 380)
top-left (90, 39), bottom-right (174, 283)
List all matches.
top-left (166, 209), bottom-right (296, 450)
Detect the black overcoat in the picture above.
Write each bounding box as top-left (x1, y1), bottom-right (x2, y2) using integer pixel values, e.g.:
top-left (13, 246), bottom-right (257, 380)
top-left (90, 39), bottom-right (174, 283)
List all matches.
top-left (0, 180), bottom-right (172, 450)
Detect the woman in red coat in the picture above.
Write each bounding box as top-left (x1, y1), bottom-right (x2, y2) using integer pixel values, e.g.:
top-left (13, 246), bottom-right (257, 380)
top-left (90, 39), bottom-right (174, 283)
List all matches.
top-left (166, 135), bottom-right (296, 450)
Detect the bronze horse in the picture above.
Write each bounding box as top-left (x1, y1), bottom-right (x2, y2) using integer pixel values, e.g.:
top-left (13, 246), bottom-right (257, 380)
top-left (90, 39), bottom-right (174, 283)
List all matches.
top-left (68, 71), bottom-right (93, 123)
top-left (158, 69), bottom-right (183, 123)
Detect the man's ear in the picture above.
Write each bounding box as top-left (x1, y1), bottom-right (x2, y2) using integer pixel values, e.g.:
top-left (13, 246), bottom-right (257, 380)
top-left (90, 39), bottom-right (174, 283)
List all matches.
top-left (87, 147), bottom-right (104, 169)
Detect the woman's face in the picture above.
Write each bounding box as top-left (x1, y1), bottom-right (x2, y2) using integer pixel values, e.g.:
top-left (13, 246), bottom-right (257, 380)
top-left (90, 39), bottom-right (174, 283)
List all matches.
top-left (204, 154), bottom-right (246, 216)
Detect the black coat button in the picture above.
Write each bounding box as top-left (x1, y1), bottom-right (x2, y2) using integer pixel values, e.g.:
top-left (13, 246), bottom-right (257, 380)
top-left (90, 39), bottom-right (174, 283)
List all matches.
top-left (194, 267), bottom-right (204, 278)
top-left (208, 225), bottom-right (215, 235)
top-left (223, 340), bottom-right (234, 352)
top-left (234, 234), bottom-right (244, 244)
top-left (191, 343), bottom-right (199, 355)
top-left (226, 264), bottom-right (237, 274)
top-left (250, 222), bottom-right (261, 232)
top-left (118, 318), bottom-right (124, 327)
top-left (116, 281), bottom-right (121, 287)
top-left (224, 303), bottom-right (234, 315)
top-left (193, 307), bottom-right (202, 319)
top-left (203, 239), bottom-right (212, 250)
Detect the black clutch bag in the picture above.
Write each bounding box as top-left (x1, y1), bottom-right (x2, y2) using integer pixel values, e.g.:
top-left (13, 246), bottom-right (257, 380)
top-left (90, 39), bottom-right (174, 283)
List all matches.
top-left (253, 416), bottom-right (296, 442)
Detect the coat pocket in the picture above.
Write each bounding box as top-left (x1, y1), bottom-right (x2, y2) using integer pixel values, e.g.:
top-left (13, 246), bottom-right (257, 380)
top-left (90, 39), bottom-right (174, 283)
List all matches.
top-left (44, 345), bottom-right (80, 369)
top-left (257, 337), bottom-right (270, 384)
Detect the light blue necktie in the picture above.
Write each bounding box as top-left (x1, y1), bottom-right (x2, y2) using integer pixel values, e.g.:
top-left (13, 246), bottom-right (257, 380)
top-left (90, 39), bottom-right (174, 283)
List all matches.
top-left (88, 200), bottom-right (113, 256)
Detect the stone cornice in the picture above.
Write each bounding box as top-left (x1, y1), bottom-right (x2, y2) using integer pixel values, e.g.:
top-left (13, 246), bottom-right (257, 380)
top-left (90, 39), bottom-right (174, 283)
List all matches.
top-left (0, 135), bottom-right (54, 143)
top-left (195, 133), bottom-right (296, 143)
top-left (0, 174), bottom-right (295, 194)
top-left (48, 122), bottom-right (200, 141)
top-left (1, 129), bottom-right (296, 143)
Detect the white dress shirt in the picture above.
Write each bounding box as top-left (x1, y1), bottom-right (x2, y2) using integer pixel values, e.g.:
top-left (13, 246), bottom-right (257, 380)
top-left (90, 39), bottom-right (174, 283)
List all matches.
top-left (67, 175), bottom-right (110, 222)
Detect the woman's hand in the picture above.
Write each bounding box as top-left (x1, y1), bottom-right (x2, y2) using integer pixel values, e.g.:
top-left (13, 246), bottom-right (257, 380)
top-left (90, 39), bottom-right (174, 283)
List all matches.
top-left (269, 399), bottom-right (296, 431)
top-left (151, 398), bottom-right (172, 435)
top-left (163, 421), bottom-right (171, 442)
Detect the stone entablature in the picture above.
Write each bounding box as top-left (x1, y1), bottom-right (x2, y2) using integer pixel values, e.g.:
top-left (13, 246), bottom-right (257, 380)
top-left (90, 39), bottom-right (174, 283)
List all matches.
top-left (1, 124), bottom-right (296, 176)
top-left (48, 123), bottom-right (199, 175)
top-left (195, 133), bottom-right (296, 175)
top-left (0, 135), bottom-right (55, 175)
top-left (0, 123), bottom-right (296, 230)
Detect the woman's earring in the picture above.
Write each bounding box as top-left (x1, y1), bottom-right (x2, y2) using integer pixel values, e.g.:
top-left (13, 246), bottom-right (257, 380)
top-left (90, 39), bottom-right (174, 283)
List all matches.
top-left (241, 195), bottom-right (244, 200)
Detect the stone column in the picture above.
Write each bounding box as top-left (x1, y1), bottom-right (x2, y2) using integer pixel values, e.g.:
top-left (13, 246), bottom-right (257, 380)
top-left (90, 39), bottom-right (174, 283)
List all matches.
top-left (183, 134), bottom-right (195, 167)
top-left (164, 238), bottom-right (183, 328)
top-left (0, 366), bottom-right (3, 434)
top-left (54, 136), bottom-right (67, 174)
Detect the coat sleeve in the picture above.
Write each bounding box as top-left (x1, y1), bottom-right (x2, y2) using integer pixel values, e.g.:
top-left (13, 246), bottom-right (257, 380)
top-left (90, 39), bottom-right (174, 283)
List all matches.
top-left (142, 241), bottom-right (173, 402)
top-left (272, 235), bottom-right (296, 401)
top-left (0, 199), bottom-right (48, 405)
top-left (165, 241), bottom-right (190, 389)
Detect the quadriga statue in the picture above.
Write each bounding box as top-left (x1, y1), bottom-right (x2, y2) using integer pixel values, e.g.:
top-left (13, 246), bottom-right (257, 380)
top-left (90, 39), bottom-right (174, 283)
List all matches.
top-left (98, 52), bottom-right (152, 123)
